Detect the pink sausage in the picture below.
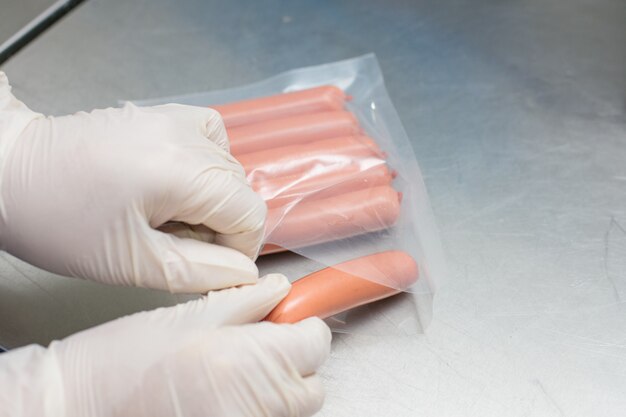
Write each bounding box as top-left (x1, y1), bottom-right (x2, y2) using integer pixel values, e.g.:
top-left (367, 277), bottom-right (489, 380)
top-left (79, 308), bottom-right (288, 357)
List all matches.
top-left (212, 85), bottom-right (347, 128)
top-left (229, 111), bottom-right (360, 155)
top-left (240, 135), bottom-right (384, 181)
top-left (265, 251), bottom-right (418, 323)
top-left (255, 164), bottom-right (395, 208)
top-left (262, 185), bottom-right (401, 254)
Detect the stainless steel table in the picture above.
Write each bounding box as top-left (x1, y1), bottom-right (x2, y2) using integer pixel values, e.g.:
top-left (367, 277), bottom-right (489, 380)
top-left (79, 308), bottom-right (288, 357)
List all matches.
top-left (1, 0), bottom-right (626, 415)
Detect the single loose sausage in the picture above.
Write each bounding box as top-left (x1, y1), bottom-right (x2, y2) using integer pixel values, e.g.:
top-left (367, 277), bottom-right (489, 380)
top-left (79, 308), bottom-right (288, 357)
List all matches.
top-left (212, 85), bottom-right (347, 128)
top-left (229, 111), bottom-right (360, 155)
top-left (263, 185), bottom-right (401, 253)
top-left (265, 251), bottom-right (418, 323)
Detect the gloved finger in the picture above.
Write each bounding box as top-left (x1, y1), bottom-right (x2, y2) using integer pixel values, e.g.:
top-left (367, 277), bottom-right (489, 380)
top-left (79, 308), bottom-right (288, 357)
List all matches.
top-left (139, 228), bottom-right (258, 293)
top-left (172, 169), bottom-right (267, 260)
top-left (296, 374), bottom-right (326, 417)
top-left (164, 274), bottom-right (290, 327)
top-left (145, 103), bottom-right (230, 152)
top-left (260, 373), bottom-right (326, 417)
top-left (250, 317), bottom-right (332, 377)
top-left (158, 222), bottom-right (216, 243)
top-left (204, 274), bottom-right (290, 324)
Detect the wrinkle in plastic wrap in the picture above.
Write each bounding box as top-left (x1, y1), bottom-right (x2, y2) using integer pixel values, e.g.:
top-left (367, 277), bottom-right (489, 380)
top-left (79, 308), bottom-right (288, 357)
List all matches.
top-left (130, 54), bottom-right (446, 334)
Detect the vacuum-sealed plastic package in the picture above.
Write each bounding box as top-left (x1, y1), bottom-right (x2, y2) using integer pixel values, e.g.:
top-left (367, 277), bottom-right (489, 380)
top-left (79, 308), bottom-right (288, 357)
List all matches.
top-left (129, 54), bottom-right (446, 333)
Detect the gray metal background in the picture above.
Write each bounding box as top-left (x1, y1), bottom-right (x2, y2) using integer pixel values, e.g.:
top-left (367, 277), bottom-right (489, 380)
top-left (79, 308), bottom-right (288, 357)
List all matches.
top-left (1, 0), bottom-right (626, 415)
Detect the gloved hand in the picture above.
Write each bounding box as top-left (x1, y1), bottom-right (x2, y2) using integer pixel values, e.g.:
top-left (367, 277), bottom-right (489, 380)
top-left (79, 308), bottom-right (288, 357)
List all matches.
top-left (0, 72), bottom-right (266, 292)
top-left (0, 274), bottom-right (331, 417)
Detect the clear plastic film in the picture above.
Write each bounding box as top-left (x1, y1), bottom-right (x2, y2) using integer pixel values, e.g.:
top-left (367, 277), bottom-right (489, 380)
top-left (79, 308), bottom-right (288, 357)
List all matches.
top-left (129, 54), bottom-right (446, 333)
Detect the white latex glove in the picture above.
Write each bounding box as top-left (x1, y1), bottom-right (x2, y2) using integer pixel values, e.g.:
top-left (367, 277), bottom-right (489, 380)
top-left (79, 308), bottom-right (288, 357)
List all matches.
top-left (0, 72), bottom-right (266, 292)
top-left (0, 274), bottom-right (331, 417)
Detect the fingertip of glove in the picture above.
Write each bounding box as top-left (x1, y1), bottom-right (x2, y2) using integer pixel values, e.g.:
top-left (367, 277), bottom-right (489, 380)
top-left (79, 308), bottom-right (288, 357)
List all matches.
top-left (189, 106), bottom-right (229, 152)
top-left (295, 317), bottom-right (333, 350)
top-left (258, 273), bottom-right (291, 295)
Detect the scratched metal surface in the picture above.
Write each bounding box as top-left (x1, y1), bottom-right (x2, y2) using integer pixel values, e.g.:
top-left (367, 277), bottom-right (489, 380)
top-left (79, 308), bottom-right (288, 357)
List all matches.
top-left (1, 0), bottom-right (626, 415)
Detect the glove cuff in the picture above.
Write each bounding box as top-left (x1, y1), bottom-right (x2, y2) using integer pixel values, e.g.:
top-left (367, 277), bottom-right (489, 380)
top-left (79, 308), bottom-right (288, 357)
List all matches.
top-left (0, 72), bottom-right (44, 233)
top-left (0, 344), bottom-right (66, 417)
top-left (0, 71), bottom-right (44, 150)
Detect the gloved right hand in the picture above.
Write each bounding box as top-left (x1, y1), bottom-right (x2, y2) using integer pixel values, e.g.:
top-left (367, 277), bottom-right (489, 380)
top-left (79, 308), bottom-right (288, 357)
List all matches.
top-left (0, 274), bottom-right (332, 417)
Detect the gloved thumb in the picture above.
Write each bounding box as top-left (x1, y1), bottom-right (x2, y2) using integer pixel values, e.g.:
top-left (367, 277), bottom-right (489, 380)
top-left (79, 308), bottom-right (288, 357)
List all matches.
top-left (129, 227), bottom-right (260, 293)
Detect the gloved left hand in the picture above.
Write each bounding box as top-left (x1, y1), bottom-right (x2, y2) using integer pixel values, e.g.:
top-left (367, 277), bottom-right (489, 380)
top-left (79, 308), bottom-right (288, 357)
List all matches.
top-left (0, 72), bottom-right (266, 293)
top-left (0, 274), bottom-right (332, 417)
